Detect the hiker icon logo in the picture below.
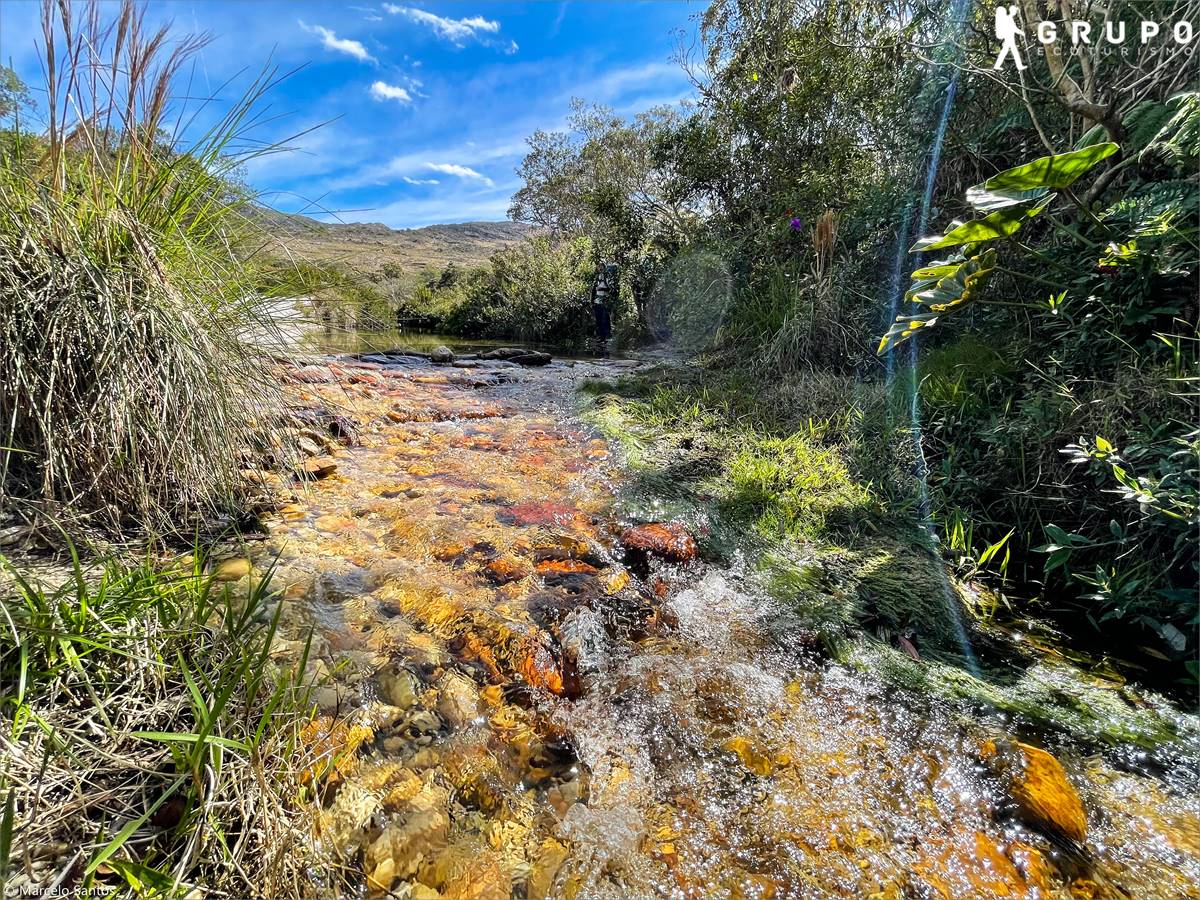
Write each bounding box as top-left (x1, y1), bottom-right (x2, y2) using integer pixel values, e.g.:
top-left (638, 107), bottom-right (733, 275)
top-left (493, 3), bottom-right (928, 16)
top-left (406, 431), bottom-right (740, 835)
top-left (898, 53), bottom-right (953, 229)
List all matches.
top-left (993, 4), bottom-right (1027, 70)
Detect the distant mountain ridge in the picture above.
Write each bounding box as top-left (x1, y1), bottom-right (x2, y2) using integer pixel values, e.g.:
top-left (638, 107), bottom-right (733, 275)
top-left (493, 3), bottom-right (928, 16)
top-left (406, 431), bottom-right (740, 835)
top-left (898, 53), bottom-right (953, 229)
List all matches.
top-left (256, 208), bottom-right (532, 277)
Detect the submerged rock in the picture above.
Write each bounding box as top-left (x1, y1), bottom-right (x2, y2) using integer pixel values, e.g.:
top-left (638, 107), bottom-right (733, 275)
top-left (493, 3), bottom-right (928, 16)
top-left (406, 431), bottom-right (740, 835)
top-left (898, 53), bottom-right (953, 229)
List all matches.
top-left (328, 414), bottom-right (358, 445)
top-left (212, 557), bottom-right (251, 581)
top-left (364, 782), bottom-right (451, 886)
top-left (483, 553), bottom-right (533, 585)
top-left (436, 671), bottom-right (482, 728)
top-left (292, 363), bottom-right (335, 383)
top-left (981, 739), bottom-right (1088, 842)
top-left (527, 839), bottom-right (570, 900)
top-left (378, 667), bottom-right (421, 710)
top-left (619, 522), bottom-right (697, 563)
top-left (722, 735), bottom-right (787, 777)
top-left (296, 456), bottom-right (338, 480)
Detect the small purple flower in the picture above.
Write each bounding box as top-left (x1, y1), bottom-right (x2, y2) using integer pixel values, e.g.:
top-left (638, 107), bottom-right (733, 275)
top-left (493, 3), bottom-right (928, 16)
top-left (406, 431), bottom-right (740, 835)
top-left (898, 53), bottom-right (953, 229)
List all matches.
top-left (789, 217), bottom-right (803, 231)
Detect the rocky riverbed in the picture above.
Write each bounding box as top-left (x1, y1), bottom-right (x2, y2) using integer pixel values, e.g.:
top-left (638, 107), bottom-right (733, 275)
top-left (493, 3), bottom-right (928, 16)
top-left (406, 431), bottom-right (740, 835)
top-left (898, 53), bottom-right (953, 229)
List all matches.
top-left (219, 350), bottom-right (1200, 899)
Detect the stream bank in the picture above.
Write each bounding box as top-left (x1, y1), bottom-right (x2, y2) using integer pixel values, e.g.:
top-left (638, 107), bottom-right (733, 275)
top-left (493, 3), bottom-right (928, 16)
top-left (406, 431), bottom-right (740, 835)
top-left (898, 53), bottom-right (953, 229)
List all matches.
top-left (246, 349), bottom-right (1199, 899)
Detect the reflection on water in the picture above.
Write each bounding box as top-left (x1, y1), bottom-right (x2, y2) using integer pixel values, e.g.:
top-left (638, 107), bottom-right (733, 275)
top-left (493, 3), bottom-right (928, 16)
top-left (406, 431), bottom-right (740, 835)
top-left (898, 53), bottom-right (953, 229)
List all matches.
top-left (254, 354), bottom-right (1200, 900)
top-left (299, 327), bottom-right (601, 360)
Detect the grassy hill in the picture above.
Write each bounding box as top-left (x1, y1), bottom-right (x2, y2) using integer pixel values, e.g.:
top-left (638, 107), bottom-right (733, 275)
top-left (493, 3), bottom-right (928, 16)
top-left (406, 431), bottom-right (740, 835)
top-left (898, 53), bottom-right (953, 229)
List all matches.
top-left (256, 209), bottom-right (531, 279)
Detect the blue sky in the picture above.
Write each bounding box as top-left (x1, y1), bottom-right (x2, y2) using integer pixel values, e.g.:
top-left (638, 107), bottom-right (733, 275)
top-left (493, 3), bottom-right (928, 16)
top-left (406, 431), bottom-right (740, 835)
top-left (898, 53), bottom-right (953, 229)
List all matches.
top-left (0, 2), bottom-right (700, 228)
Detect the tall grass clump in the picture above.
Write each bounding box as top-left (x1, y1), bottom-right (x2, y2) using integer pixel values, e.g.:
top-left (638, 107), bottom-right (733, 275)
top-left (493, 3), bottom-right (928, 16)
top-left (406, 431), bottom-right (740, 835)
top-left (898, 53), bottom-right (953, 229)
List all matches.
top-left (0, 550), bottom-right (318, 896)
top-left (0, 0), bottom-right (295, 537)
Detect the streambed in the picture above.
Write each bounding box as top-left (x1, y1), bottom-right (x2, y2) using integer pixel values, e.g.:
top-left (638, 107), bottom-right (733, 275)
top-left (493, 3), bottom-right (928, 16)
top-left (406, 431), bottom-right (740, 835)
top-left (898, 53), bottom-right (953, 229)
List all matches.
top-left (254, 351), bottom-right (1200, 900)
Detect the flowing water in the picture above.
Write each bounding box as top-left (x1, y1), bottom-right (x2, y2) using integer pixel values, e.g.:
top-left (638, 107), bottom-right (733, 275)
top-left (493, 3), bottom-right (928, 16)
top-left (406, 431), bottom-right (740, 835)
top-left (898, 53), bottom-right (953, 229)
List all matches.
top-left (254, 353), bottom-right (1200, 900)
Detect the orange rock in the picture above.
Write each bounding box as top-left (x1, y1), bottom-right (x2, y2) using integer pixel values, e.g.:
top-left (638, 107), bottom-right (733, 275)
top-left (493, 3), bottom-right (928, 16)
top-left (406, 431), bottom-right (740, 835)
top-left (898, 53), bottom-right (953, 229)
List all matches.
top-left (432, 542), bottom-right (469, 562)
top-left (314, 514), bottom-right (354, 533)
top-left (497, 501), bottom-right (582, 527)
top-left (722, 736), bottom-right (778, 776)
top-left (620, 522), bottom-right (697, 563)
top-left (518, 640), bottom-right (566, 695)
top-left (1006, 841), bottom-right (1054, 893)
top-left (278, 503), bottom-right (306, 522)
top-left (532, 532), bottom-right (596, 563)
top-left (534, 558), bottom-right (599, 576)
top-left (982, 739), bottom-right (1088, 843)
top-left (484, 554), bottom-right (533, 585)
top-left (968, 831), bottom-right (1025, 896)
top-left (603, 569), bottom-right (630, 594)
top-left (212, 557), bottom-right (251, 581)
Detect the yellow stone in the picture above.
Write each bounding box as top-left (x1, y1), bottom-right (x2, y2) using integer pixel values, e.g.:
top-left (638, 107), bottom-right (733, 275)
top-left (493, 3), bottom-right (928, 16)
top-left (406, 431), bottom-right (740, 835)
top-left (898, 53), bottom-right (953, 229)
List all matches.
top-left (603, 569), bottom-right (631, 595)
top-left (212, 558), bottom-right (251, 581)
top-left (722, 736), bottom-right (777, 776)
top-left (367, 857), bottom-right (396, 893)
top-left (528, 839), bottom-right (571, 900)
top-left (982, 740), bottom-right (1088, 843)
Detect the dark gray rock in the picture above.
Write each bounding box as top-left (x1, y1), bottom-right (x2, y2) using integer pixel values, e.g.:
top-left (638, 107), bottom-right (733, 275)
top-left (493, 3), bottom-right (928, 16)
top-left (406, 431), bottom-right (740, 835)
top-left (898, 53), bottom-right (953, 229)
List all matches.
top-left (509, 351), bottom-right (553, 367)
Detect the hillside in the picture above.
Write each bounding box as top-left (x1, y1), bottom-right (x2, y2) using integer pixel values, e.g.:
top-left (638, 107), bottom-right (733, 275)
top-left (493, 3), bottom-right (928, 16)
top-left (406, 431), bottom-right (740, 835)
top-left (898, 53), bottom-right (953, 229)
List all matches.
top-left (256, 209), bottom-right (531, 278)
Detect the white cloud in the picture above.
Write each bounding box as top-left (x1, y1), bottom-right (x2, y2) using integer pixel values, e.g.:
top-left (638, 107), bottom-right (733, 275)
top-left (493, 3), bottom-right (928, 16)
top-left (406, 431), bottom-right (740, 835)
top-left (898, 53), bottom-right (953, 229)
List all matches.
top-left (402, 176), bottom-right (440, 185)
top-left (299, 21), bottom-right (375, 63)
top-left (425, 162), bottom-right (493, 185)
top-left (370, 80), bottom-right (412, 102)
top-left (385, 6), bottom-right (502, 46)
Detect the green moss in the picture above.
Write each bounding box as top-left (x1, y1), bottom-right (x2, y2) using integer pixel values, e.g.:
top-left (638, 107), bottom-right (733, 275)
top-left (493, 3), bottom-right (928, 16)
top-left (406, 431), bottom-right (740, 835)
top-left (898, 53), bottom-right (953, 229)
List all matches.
top-left (758, 538), bottom-right (963, 647)
top-left (851, 639), bottom-right (1192, 749)
top-left (724, 432), bottom-right (873, 540)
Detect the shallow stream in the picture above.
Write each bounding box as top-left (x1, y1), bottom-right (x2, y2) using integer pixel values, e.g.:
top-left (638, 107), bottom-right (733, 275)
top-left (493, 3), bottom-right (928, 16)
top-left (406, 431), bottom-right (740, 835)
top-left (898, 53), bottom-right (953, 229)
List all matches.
top-left (255, 352), bottom-right (1200, 900)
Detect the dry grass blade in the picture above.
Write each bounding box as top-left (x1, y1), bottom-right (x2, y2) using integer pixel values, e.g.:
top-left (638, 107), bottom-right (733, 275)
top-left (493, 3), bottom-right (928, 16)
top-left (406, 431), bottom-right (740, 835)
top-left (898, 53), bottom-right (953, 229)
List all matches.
top-left (0, 551), bottom-right (320, 897)
top-left (0, 0), bottom-right (298, 540)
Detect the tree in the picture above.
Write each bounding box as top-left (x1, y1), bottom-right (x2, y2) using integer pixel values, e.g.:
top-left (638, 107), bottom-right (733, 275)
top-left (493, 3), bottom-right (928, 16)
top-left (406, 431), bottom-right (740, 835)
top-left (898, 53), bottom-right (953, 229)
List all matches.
top-left (510, 99), bottom-right (695, 255)
top-left (0, 65), bottom-right (33, 121)
top-left (510, 99), bottom-right (699, 315)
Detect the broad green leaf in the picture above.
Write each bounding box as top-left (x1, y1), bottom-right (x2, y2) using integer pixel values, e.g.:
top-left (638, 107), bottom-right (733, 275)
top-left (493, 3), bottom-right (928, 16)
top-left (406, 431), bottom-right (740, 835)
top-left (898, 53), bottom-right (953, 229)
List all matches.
top-left (965, 183), bottom-right (1051, 212)
top-left (910, 259), bottom-right (963, 279)
top-left (876, 312), bottom-right (939, 355)
top-left (903, 276), bottom-right (942, 301)
top-left (877, 250), bottom-right (996, 354)
top-left (911, 206), bottom-right (1037, 252)
top-left (985, 143), bottom-right (1119, 192)
top-left (907, 249), bottom-right (996, 312)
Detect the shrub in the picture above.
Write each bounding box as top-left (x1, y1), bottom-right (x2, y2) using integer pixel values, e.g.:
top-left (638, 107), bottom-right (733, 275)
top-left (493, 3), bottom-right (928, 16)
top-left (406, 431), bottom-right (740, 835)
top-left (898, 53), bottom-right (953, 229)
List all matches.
top-left (0, 0), bottom-right (292, 537)
top-left (443, 235), bottom-right (596, 342)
